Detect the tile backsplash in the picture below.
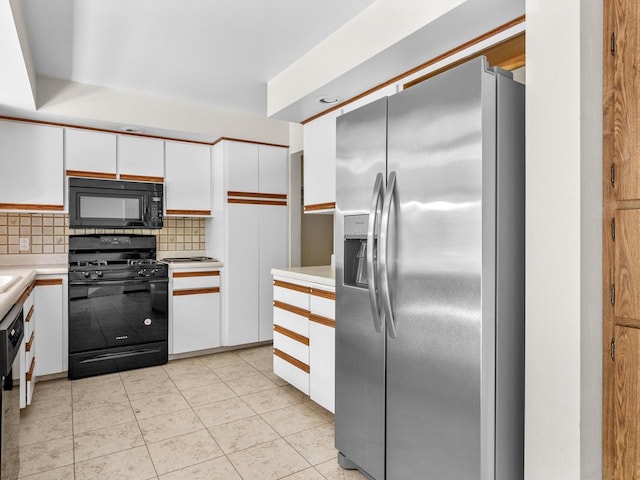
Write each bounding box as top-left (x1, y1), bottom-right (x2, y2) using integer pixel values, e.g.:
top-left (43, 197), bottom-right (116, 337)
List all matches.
top-left (0, 213), bottom-right (205, 255)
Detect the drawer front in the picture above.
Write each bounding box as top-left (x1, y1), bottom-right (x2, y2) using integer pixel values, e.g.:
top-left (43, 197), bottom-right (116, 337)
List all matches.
top-left (310, 294), bottom-right (335, 320)
top-left (273, 354), bottom-right (309, 394)
top-left (273, 330), bottom-right (309, 364)
top-left (24, 304), bottom-right (35, 339)
top-left (26, 356), bottom-right (36, 406)
top-left (273, 306), bottom-right (308, 337)
top-left (173, 270), bottom-right (221, 290)
top-left (273, 281), bottom-right (309, 310)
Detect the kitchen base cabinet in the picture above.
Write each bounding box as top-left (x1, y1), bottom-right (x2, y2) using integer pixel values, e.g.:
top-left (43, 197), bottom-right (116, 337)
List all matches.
top-left (18, 282), bottom-right (35, 409)
top-left (34, 276), bottom-right (68, 377)
top-left (272, 274), bottom-right (335, 412)
top-left (170, 267), bottom-right (222, 354)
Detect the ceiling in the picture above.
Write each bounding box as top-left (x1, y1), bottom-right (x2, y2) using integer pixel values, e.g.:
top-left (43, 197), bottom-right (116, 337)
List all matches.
top-left (20, 0), bottom-right (376, 115)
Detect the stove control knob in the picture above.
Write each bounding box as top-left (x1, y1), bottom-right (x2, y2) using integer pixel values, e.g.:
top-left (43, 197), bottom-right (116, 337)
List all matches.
top-left (96, 271), bottom-right (103, 278)
top-left (83, 272), bottom-right (90, 279)
top-left (138, 270), bottom-right (145, 276)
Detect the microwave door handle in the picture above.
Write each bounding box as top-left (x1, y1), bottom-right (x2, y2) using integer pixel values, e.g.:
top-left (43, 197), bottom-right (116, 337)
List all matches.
top-left (367, 172), bottom-right (384, 333)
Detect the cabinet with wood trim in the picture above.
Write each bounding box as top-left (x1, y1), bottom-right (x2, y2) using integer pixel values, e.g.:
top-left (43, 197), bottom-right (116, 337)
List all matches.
top-left (117, 135), bottom-right (165, 182)
top-left (164, 141), bottom-right (212, 216)
top-left (0, 119), bottom-right (64, 212)
top-left (303, 110), bottom-right (339, 213)
top-left (65, 128), bottom-right (117, 179)
top-left (208, 140), bottom-right (289, 346)
top-left (34, 275), bottom-right (68, 377)
top-left (18, 281), bottom-right (36, 409)
top-left (169, 267), bottom-right (221, 354)
top-left (272, 275), bottom-right (336, 412)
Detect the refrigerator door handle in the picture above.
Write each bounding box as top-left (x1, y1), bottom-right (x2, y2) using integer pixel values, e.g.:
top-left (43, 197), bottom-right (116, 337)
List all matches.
top-left (367, 172), bottom-right (384, 333)
top-left (380, 170), bottom-right (397, 338)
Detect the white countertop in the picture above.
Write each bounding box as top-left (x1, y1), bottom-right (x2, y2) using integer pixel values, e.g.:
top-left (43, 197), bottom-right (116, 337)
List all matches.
top-left (271, 265), bottom-right (335, 287)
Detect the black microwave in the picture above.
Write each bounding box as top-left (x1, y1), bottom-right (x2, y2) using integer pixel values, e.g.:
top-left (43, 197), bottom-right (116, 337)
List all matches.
top-left (69, 177), bottom-right (163, 229)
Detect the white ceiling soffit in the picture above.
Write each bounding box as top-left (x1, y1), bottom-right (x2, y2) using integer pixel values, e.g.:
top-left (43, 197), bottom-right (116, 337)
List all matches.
top-left (0, 0), bottom-right (37, 109)
top-left (268, 0), bottom-right (526, 122)
top-left (20, 0), bottom-right (376, 115)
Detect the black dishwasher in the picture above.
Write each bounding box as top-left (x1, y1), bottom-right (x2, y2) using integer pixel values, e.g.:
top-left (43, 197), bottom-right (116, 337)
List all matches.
top-left (0, 302), bottom-right (24, 480)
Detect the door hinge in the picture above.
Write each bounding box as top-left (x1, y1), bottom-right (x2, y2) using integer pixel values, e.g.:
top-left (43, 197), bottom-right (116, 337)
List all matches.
top-left (611, 163), bottom-right (616, 187)
top-left (611, 32), bottom-right (616, 55)
top-left (611, 338), bottom-right (616, 360)
top-left (611, 218), bottom-right (616, 240)
top-left (611, 283), bottom-right (616, 306)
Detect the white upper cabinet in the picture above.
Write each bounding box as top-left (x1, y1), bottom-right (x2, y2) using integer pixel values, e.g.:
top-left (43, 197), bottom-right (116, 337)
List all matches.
top-left (0, 120), bottom-right (64, 210)
top-left (225, 141), bottom-right (259, 193)
top-left (259, 145), bottom-right (288, 194)
top-left (164, 141), bottom-right (212, 215)
top-left (303, 110), bottom-right (338, 211)
top-left (65, 128), bottom-right (117, 177)
top-left (303, 84), bottom-right (398, 213)
top-left (117, 135), bottom-right (165, 182)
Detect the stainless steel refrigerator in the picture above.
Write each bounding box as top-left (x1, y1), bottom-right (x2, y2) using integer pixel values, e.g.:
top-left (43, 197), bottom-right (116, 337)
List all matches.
top-left (334, 57), bottom-right (524, 480)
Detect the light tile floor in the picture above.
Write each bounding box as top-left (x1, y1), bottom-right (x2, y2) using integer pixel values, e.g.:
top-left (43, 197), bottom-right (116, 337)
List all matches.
top-left (17, 345), bottom-right (366, 480)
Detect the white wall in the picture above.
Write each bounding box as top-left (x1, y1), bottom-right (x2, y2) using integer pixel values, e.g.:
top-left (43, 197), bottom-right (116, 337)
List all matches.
top-left (525, 0), bottom-right (602, 478)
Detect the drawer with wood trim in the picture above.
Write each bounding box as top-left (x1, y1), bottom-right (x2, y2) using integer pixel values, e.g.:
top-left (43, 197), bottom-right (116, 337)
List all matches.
top-left (273, 301), bottom-right (309, 337)
top-left (273, 278), bottom-right (310, 310)
top-left (172, 269), bottom-right (221, 290)
top-left (273, 325), bottom-right (309, 364)
top-left (310, 287), bottom-right (335, 320)
top-left (273, 350), bottom-right (309, 394)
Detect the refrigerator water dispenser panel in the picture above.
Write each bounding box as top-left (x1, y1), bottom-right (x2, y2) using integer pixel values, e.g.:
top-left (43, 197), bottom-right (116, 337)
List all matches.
top-left (344, 214), bottom-right (370, 288)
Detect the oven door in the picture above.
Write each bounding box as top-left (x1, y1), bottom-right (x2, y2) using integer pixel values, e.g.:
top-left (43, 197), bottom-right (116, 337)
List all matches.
top-left (69, 277), bottom-right (168, 353)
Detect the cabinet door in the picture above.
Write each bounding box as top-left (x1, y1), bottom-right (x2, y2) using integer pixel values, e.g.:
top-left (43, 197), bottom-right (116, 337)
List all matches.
top-left (226, 141), bottom-right (259, 193)
top-left (259, 146), bottom-right (288, 194)
top-left (118, 135), bottom-right (164, 182)
top-left (258, 204), bottom-right (289, 341)
top-left (172, 292), bottom-right (220, 353)
top-left (65, 128), bottom-right (117, 177)
top-left (34, 278), bottom-right (65, 376)
top-left (309, 287), bottom-right (335, 413)
top-left (0, 121), bottom-right (64, 210)
top-left (225, 203), bottom-right (260, 345)
top-left (613, 0), bottom-right (640, 200)
top-left (303, 111), bottom-right (338, 211)
top-left (614, 325), bottom-right (640, 478)
top-left (165, 142), bottom-right (212, 215)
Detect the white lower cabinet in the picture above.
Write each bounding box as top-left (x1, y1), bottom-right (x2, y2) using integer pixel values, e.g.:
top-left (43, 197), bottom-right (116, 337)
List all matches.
top-left (272, 276), bottom-right (335, 412)
top-left (170, 268), bottom-right (221, 354)
top-left (18, 282), bottom-right (35, 409)
top-left (34, 275), bottom-right (68, 377)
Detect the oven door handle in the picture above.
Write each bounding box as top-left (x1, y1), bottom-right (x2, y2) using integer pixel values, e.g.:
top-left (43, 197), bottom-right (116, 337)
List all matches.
top-left (69, 278), bottom-right (168, 287)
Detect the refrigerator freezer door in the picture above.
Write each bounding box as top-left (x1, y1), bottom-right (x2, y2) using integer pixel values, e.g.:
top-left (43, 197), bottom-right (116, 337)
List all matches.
top-left (335, 97), bottom-right (387, 480)
top-left (385, 57), bottom-right (497, 480)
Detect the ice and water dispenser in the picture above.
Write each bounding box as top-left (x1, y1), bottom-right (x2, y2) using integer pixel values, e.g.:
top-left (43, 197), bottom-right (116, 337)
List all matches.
top-left (343, 214), bottom-right (370, 288)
